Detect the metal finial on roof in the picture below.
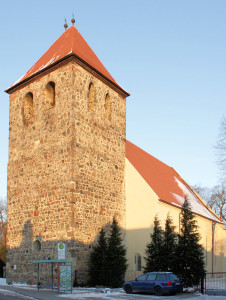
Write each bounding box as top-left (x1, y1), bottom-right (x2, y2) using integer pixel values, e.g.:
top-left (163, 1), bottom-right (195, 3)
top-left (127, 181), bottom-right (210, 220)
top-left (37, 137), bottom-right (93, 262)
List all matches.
top-left (71, 13), bottom-right (75, 25)
top-left (64, 19), bottom-right (68, 30)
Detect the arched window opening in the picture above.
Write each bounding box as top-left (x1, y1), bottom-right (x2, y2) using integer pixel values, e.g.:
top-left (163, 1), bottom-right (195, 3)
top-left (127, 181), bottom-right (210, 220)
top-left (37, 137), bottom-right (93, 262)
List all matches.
top-left (88, 82), bottom-right (95, 111)
top-left (105, 93), bottom-right (111, 121)
top-left (23, 92), bottom-right (33, 122)
top-left (45, 81), bottom-right (55, 109)
top-left (34, 240), bottom-right (41, 251)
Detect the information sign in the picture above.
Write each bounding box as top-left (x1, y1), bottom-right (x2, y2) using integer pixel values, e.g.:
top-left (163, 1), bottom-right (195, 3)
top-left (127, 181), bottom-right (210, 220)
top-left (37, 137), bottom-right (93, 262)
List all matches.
top-left (57, 243), bottom-right (66, 260)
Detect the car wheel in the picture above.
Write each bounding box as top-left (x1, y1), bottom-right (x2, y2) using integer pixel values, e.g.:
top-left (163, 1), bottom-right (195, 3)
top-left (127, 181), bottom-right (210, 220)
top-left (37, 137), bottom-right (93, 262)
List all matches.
top-left (155, 286), bottom-right (163, 296)
top-left (124, 284), bottom-right (133, 294)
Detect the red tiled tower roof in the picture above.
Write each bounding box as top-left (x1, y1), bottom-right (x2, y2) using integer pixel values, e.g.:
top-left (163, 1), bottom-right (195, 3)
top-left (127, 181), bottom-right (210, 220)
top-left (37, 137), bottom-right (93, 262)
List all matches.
top-left (126, 140), bottom-right (222, 223)
top-left (6, 26), bottom-right (129, 96)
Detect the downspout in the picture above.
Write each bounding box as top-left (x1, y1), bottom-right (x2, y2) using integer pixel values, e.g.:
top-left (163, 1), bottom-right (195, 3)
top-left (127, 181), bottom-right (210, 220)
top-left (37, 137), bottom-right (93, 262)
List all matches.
top-left (134, 255), bottom-right (136, 279)
top-left (179, 212), bottom-right (182, 235)
top-left (212, 222), bottom-right (216, 273)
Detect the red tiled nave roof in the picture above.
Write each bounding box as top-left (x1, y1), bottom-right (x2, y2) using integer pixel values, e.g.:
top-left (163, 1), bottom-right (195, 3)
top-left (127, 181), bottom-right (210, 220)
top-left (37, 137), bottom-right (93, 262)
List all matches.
top-left (126, 140), bottom-right (222, 223)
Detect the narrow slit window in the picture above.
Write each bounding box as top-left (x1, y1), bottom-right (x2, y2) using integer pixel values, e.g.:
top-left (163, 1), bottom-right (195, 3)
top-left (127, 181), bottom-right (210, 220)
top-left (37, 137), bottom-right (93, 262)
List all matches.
top-left (105, 93), bottom-right (111, 121)
top-left (45, 81), bottom-right (55, 109)
top-left (23, 92), bottom-right (33, 122)
top-left (88, 82), bottom-right (95, 111)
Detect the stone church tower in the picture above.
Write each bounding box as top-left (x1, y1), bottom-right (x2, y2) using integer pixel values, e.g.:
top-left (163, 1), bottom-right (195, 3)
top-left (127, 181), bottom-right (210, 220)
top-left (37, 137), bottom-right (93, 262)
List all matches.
top-left (5, 24), bottom-right (129, 284)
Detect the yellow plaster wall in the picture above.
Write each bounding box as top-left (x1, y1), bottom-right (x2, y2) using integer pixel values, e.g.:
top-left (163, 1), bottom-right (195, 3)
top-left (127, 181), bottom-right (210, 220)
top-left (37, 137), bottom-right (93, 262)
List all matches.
top-left (125, 158), bottom-right (226, 280)
top-left (214, 223), bottom-right (226, 272)
top-left (125, 158), bottom-right (158, 279)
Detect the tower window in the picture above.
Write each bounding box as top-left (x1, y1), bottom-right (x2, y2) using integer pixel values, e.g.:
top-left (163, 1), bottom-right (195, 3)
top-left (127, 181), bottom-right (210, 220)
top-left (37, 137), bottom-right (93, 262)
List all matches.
top-left (23, 92), bottom-right (33, 122)
top-left (88, 82), bottom-right (95, 111)
top-left (45, 81), bottom-right (55, 109)
top-left (105, 93), bottom-right (111, 121)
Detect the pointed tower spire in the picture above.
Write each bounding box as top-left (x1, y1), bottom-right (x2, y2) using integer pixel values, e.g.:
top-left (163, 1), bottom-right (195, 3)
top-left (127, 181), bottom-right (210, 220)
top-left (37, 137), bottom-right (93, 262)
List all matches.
top-left (5, 24), bottom-right (129, 97)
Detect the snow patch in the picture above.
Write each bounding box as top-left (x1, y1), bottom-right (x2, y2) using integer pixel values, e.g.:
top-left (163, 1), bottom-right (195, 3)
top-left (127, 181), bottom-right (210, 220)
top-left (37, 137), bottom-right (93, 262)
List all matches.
top-left (35, 55), bottom-right (59, 73)
top-left (173, 177), bottom-right (219, 222)
top-left (10, 53), bottom-right (62, 89)
top-left (171, 194), bottom-right (184, 205)
top-left (59, 291), bottom-right (124, 299)
top-left (10, 74), bottom-right (26, 87)
top-left (0, 278), bottom-right (7, 286)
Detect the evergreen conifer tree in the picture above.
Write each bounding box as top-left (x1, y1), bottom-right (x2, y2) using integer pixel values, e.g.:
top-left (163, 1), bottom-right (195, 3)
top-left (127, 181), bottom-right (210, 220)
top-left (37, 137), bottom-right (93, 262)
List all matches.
top-left (144, 215), bottom-right (164, 272)
top-left (162, 214), bottom-right (177, 271)
top-left (174, 197), bottom-right (205, 287)
top-left (106, 218), bottom-right (127, 287)
top-left (88, 229), bottom-right (108, 286)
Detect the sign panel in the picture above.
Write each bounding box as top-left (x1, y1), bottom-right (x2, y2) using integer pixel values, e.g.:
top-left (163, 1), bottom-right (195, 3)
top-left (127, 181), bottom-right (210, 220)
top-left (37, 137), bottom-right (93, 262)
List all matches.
top-left (57, 243), bottom-right (66, 260)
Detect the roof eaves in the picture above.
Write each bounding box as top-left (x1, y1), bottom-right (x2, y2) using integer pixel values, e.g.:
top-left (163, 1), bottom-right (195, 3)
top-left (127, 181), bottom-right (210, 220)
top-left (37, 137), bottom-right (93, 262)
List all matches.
top-left (5, 53), bottom-right (130, 97)
top-left (171, 167), bottom-right (222, 223)
top-left (158, 198), bottom-right (223, 224)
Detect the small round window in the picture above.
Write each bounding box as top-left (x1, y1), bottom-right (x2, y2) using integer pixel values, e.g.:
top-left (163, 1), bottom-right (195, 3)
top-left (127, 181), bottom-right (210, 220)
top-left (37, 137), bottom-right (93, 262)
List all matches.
top-left (34, 240), bottom-right (41, 251)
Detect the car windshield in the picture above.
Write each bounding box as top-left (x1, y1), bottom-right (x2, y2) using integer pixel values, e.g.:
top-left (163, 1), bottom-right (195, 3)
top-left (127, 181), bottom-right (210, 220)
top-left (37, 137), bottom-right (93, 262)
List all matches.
top-left (169, 274), bottom-right (179, 281)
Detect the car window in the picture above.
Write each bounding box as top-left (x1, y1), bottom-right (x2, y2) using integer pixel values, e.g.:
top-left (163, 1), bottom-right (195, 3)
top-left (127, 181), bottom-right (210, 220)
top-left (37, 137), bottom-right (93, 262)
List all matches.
top-left (146, 274), bottom-right (156, 281)
top-left (137, 274), bottom-right (147, 281)
top-left (156, 274), bottom-right (167, 281)
top-left (169, 274), bottom-right (179, 281)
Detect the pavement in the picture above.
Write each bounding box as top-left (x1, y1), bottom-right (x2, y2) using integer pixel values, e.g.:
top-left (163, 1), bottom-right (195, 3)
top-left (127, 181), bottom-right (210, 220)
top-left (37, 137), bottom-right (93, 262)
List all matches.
top-left (0, 284), bottom-right (226, 300)
top-left (0, 285), bottom-right (61, 300)
top-left (0, 284), bottom-right (203, 300)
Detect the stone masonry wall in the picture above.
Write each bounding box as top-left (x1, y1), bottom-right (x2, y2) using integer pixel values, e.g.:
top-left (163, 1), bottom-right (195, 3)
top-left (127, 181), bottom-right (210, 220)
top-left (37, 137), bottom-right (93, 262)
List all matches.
top-left (6, 60), bottom-right (126, 284)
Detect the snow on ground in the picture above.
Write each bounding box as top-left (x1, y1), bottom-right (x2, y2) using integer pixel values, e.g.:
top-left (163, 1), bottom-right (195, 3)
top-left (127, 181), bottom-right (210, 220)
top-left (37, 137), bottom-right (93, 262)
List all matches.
top-left (58, 290), bottom-right (124, 299)
top-left (57, 292), bottom-right (226, 300)
top-left (0, 278), bottom-right (36, 290)
top-left (192, 296), bottom-right (226, 300)
top-left (57, 290), bottom-right (226, 300)
top-left (57, 288), bottom-right (125, 299)
top-left (0, 278), bottom-right (7, 285)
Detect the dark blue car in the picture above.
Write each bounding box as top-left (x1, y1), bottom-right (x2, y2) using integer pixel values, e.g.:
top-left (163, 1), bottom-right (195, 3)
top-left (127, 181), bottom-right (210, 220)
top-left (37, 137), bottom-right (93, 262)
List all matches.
top-left (123, 272), bottom-right (183, 296)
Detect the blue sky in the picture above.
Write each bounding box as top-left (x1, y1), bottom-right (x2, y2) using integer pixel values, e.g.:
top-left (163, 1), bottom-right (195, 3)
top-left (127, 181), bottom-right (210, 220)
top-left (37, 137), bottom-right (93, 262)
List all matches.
top-left (0, 0), bottom-right (225, 198)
